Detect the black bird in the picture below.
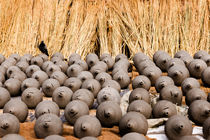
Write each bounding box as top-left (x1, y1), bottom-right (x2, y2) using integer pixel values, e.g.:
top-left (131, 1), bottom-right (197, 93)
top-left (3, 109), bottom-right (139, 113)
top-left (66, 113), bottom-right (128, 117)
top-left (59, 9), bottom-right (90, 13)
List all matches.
top-left (38, 41), bottom-right (49, 56)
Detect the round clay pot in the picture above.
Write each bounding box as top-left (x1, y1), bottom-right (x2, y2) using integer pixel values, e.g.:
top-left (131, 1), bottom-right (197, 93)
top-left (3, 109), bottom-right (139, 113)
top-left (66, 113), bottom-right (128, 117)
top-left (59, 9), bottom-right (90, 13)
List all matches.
top-left (174, 50), bottom-right (191, 59)
top-left (31, 56), bottom-right (44, 67)
top-left (32, 70), bottom-right (49, 85)
top-left (21, 78), bottom-right (40, 91)
top-left (86, 53), bottom-right (99, 68)
top-left (187, 59), bottom-right (207, 78)
top-left (0, 87), bottom-right (10, 108)
top-left (82, 79), bottom-right (101, 98)
top-left (68, 54), bottom-right (81, 66)
top-left (127, 100), bottom-right (152, 119)
top-left (74, 60), bottom-right (88, 71)
top-left (44, 135), bottom-right (65, 140)
top-left (4, 78), bottom-right (21, 96)
top-left (20, 54), bottom-right (33, 64)
top-left (185, 88), bottom-right (207, 106)
top-left (188, 100), bottom-right (210, 125)
top-left (203, 117), bottom-right (210, 139)
top-left (135, 60), bottom-right (156, 74)
top-left (3, 99), bottom-right (28, 123)
top-left (153, 50), bottom-right (167, 63)
top-left (201, 54), bottom-right (210, 66)
top-left (16, 60), bottom-right (29, 73)
top-left (160, 85), bottom-right (183, 105)
top-left (42, 61), bottom-right (54, 72)
top-left (100, 53), bottom-right (111, 60)
top-left (201, 67), bottom-right (210, 86)
top-left (54, 60), bottom-right (68, 73)
top-left (132, 75), bottom-right (151, 90)
top-left (52, 52), bottom-right (65, 60)
top-left (64, 77), bottom-right (82, 92)
top-left (90, 61), bottom-right (108, 77)
top-left (52, 86), bottom-right (73, 108)
top-left (46, 64), bottom-right (61, 76)
top-left (193, 50), bottom-right (208, 59)
top-left (38, 53), bottom-right (48, 62)
top-left (0, 113), bottom-right (20, 137)
top-left (96, 101), bottom-right (122, 127)
top-left (77, 71), bottom-right (94, 82)
top-left (74, 115), bottom-right (101, 138)
top-left (102, 57), bottom-right (114, 70)
top-left (21, 87), bottom-right (43, 108)
top-left (0, 54), bottom-right (5, 65)
top-left (95, 72), bottom-right (112, 85)
top-left (113, 71), bottom-right (130, 89)
top-left (34, 114), bottom-right (63, 138)
top-left (64, 100), bottom-right (89, 125)
top-left (9, 71), bottom-right (26, 82)
top-left (67, 64), bottom-right (83, 77)
top-left (181, 78), bottom-right (200, 96)
top-left (115, 54), bottom-right (128, 62)
top-left (168, 65), bottom-right (190, 86)
top-left (119, 112), bottom-right (148, 135)
top-left (165, 115), bottom-right (193, 140)
top-left (9, 54), bottom-right (20, 62)
top-left (97, 87), bottom-right (121, 105)
top-left (155, 53), bottom-right (172, 72)
top-left (80, 136), bottom-right (98, 140)
top-left (152, 100), bottom-right (177, 118)
top-left (35, 100), bottom-right (60, 119)
top-left (6, 66), bottom-right (21, 78)
top-left (26, 65), bottom-right (41, 77)
top-left (50, 71), bottom-right (68, 85)
top-left (102, 80), bottom-right (121, 92)
top-left (155, 76), bottom-right (174, 93)
top-left (72, 89), bottom-right (94, 108)
top-left (129, 88), bottom-right (150, 104)
top-left (42, 79), bottom-right (60, 97)
top-left (166, 58), bottom-right (185, 71)
top-left (133, 52), bottom-right (150, 67)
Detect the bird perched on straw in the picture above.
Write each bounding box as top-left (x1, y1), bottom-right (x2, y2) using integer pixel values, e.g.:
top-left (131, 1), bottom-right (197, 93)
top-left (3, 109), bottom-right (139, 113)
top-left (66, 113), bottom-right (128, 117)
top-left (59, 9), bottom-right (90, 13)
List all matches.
top-left (38, 41), bottom-right (49, 56)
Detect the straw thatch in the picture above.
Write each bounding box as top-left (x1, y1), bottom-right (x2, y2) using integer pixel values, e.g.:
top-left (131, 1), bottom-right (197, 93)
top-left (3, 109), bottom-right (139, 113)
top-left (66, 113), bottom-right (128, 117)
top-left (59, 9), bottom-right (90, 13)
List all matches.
top-left (0, 0), bottom-right (209, 59)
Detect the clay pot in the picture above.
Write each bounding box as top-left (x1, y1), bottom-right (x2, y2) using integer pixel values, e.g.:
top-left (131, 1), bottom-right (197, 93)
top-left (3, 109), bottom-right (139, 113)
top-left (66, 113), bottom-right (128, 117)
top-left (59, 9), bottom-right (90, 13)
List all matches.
top-left (42, 79), bottom-right (60, 97)
top-left (113, 59), bottom-right (130, 71)
top-left (16, 61), bottom-right (29, 73)
top-left (155, 76), bottom-right (174, 93)
top-left (4, 78), bottom-right (21, 96)
top-left (86, 53), bottom-right (99, 68)
top-left (67, 64), bottom-right (83, 77)
top-left (74, 60), bottom-right (88, 71)
top-left (51, 52), bottom-right (64, 60)
top-left (44, 135), bottom-right (65, 140)
top-left (179, 55), bottom-right (193, 67)
top-left (34, 114), bottom-right (63, 138)
top-left (160, 85), bottom-right (183, 105)
top-left (127, 100), bottom-right (152, 119)
top-left (96, 101), bottom-right (122, 127)
top-left (97, 87), bottom-right (121, 105)
top-left (102, 80), bottom-right (121, 92)
top-left (0, 72), bottom-right (5, 83)
top-left (64, 100), bottom-right (89, 125)
top-left (129, 88), bottom-right (150, 104)
top-left (174, 50), bottom-right (191, 59)
top-left (50, 71), bottom-right (68, 85)
top-left (82, 79), bottom-right (101, 98)
top-left (201, 67), bottom-right (210, 86)
top-left (74, 115), bottom-right (101, 138)
top-left (90, 61), bottom-right (108, 77)
top-left (32, 70), bottom-right (49, 85)
top-left (68, 53), bottom-right (81, 66)
top-left (2, 134), bottom-right (25, 140)
top-left (185, 88), bottom-right (207, 106)
top-left (188, 100), bottom-right (210, 125)
top-left (193, 50), bottom-right (208, 59)
top-left (26, 65), bottom-right (41, 77)
top-left (121, 132), bottom-right (146, 140)
top-left (102, 56), bottom-right (114, 70)
top-left (113, 71), bottom-right (130, 89)
top-left (21, 78), bottom-right (40, 91)
top-left (165, 115), bottom-right (193, 140)
top-left (119, 112), bottom-right (148, 135)
top-left (155, 53), bottom-right (172, 71)
top-left (0, 113), bottom-right (20, 137)
top-left (21, 87), bottom-right (43, 108)
top-left (166, 58), bottom-right (185, 71)
top-left (20, 54), bottom-right (33, 63)
top-left (46, 64), bottom-right (61, 76)
top-left (9, 54), bottom-right (20, 62)
top-left (35, 100), bottom-right (60, 118)
top-left (168, 65), bottom-right (190, 86)
top-left (42, 61), bottom-right (54, 72)
top-left (153, 50), bottom-right (167, 63)
top-left (95, 72), bottom-right (111, 85)
top-left (3, 99), bottom-right (28, 123)
top-left (72, 89), bottom-right (94, 108)
top-left (152, 100), bottom-right (177, 118)
top-left (187, 59), bottom-right (207, 78)
top-left (179, 135), bottom-right (200, 140)
top-left (132, 75), bottom-right (151, 90)
top-left (181, 78), bottom-right (200, 96)
top-left (9, 71), bottom-right (26, 82)
top-left (100, 53), bottom-right (111, 60)
top-left (6, 66), bottom-right (21, 78)
top-left (0, 87), bottom-right (10, 108)
top-left (141, 66), bottom-right (162, 86)
top-left (64, 77), bottom-right (82, 92)
top-left (52, 86), bottom-right (73, 108)
top-left (38, 54), bottom-right (48, 62)
top-left (31, 56), bottom-right (44, 67)
top-left (203, 117), bottom-right (210, 139)
top-left (133, 52), bottom-right (150, 66)
top-left (201, 54), bottom-right (210, 66)
top-left (115, 54), bottom-right (127, 62)
top-left (77, 71), bottom-right (94, 82)
top-left (54, 60), bottom-right (68, 73)
top-left (135, 60), bottom-right (156, 74)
